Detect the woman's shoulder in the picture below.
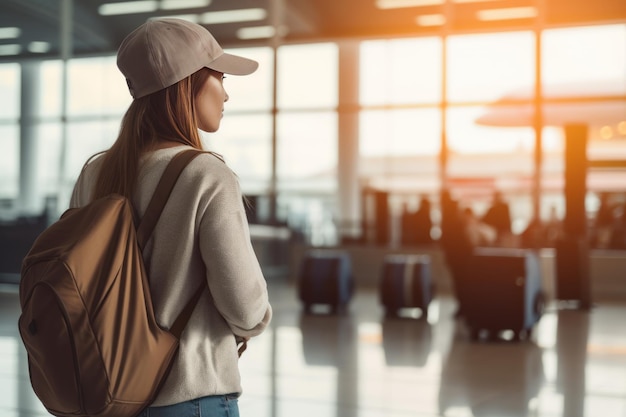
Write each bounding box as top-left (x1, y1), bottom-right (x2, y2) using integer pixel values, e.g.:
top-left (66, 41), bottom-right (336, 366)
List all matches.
top-left (143, 146), bottom-right (234, 176)
top-left (138, 146), bottom-right (242, 209)
top-left (184, 149), bottom-right (237, 181)
top-left (70, 152), bottom-right (107, 207)
top-left (152, 147), bottom-right (240, 192)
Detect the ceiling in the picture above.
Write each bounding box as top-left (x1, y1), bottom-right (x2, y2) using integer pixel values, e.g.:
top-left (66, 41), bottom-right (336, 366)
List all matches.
top-left (0, 0), bottom-right (625, 63)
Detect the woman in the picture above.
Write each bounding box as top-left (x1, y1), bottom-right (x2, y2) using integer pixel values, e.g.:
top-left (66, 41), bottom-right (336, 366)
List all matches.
top-left (70, 18), bottom-right (272, 417)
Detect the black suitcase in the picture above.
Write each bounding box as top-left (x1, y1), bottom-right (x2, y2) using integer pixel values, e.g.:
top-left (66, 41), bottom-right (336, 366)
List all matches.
top-left (298, 250), bottom-right (354, 314)
top-left (379, 254), bottom-right (433, 318)
top-left (460, 248), bottom-right (545, 341)
top-left (554, 237), bottom-right (591, 307)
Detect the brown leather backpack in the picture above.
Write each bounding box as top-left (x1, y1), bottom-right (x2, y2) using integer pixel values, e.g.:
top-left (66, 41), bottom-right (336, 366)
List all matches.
top-left (18, 149), bottom-right (205, 417)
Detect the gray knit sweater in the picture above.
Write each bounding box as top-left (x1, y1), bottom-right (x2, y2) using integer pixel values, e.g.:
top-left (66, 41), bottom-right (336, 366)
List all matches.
top-left (70, 145), bottom-right (272, 406)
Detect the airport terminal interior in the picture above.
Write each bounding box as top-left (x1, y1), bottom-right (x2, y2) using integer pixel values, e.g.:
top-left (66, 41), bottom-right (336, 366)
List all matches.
top-left (1, 1), bottom-right (626, 416)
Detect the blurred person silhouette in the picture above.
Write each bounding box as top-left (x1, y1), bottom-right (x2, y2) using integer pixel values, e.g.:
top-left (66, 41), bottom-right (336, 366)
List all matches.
top-left (414, 195), bottom-right (433, 244)
top-left (521, 205), bottom-right (563, 248)
top-left (592, 192), bottom-right (618, 248)
top-left (462, 206), bottom-right (496, 247)
top-left (439, 190), bottom-right (473, 318)
top-left (608, 204), bottom-right (626, 249)
top-left (400, 196), bottom-right (433, 246)
top-left (544, 205), bottom-right (563, 247)
top-left (70, 18), bottom-right (272, 417)
top-left (482, 190), bottom-right (512, 244)
top-left (439, 189), bottom-right (458, 248)
top-left (400, 201), bottom-right (418, 246)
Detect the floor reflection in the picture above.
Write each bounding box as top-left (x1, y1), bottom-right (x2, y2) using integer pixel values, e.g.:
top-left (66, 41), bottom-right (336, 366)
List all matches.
top-left (3, 282), bottom-right (626, 417)
top-left (381, 316), bottom-right (432, 367)
top-left (299, 312), bottom-right (358, 367)
top-left (439, 323), bottom-right (545, 417)
top-left (555, 309), bottom-right (589, 417)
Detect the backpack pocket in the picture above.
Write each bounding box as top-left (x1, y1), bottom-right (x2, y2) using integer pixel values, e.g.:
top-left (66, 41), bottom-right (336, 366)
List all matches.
top-left (19, 281), bottom-right (83, 414)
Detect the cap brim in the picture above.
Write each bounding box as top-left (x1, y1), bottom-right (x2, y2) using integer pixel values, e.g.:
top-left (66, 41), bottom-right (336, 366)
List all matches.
top-left (208, 52), bottom-right (258, 76)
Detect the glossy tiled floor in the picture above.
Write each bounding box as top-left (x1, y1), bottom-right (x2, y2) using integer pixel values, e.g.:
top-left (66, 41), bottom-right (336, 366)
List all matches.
top-left (2, 281), bottom-right (626, 417)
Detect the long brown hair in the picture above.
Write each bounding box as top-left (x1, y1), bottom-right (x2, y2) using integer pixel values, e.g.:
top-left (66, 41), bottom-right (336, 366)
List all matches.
top-left (91, 68), bottom-right (212, 200)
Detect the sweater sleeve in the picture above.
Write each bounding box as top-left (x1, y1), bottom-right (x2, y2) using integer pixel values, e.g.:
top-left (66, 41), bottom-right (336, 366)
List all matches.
top-left (69, 154), bottom-right (102, 209)
top-left (197, 162), bottom-right (272, 338)
top-left (69, 172), bottom-right (87, 209)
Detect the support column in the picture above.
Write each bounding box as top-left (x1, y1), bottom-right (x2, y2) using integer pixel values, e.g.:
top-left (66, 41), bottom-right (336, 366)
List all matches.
top-left (337, 41), bottom-right (361, 241)
top-left (555, 123), bottom-right (591, 309)
top-left (56, 0), bottom-right (73, 213)
top-left (18, 61), bottom-right (41, 215)
top-left (268, 0), bottom-right (284, 225)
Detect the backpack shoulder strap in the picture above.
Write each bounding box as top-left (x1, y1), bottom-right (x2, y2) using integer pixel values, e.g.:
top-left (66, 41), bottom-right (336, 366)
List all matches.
top-left (169, 285), bottom-right (205, 338)
top-left (136, 149), bottom-right (204, 250)
top-left (134, 148), bottom-right (208, 338)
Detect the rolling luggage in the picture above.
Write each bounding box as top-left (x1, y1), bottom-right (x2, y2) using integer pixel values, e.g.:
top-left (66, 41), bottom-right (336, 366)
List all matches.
top-left (460, 248), bottom-right (545, 341)
top-left (379, 254), bottom-right (433, 318)
top-left (298, 250), bottom-right (354, 314)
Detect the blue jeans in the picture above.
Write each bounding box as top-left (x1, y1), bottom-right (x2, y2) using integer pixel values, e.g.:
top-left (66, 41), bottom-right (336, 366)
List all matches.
top-left (138, 394), bottom-right (240, 417)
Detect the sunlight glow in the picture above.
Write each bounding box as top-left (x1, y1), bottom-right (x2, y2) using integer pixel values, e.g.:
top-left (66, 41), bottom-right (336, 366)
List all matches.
top-left (447, 31), bottom-right (534, 103)
top-left (1, 19), bottom-right (625, 209)
top-left (600, 126), bottom-right (613, 140)
top-left (542, 25), bottom-right (626, 89)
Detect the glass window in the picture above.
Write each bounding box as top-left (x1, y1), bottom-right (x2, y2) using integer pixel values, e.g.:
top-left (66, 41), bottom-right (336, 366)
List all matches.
top-left (448, 106), bottom-right (536, 154)
top-left (0, 125), bottom-right (19, 201)
top-left (0, 63), bottom-right (20, 120)
top-left (542, 24), bottom-right (626, 96)
top-left (358, 36), bottom-right (443, 197)
top-left (360, 37), bottom-right (442, 105)
top-left (542, 24), bottom-right (626, 171)
top-left (224, 47), bottom-right (273, 111)
top-left (360, 109), bottom-right (441, 157)
top-left (39, 60), bottom-right (63, 118)
top-left (277, 43), bottom-right (338, 109)
top-left (67, 56), bottom-right (131, 117)
top-left (36, 123), bottom-right (62, 198)
top-left (447, 31), bottom-right (535, 103)
top-left (277, 112), bottom-right (338, 192)
top-left (588, 116), bottom-right (626, 160)
top-left (202, 114), bottom-right (272, 194)
top-left (446, 106), bottom-right (535, 229)
top-left (57, 120), bottom-right (120, 208)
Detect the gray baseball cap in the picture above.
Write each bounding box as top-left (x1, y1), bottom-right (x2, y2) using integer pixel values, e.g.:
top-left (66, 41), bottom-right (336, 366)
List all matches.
top-left (117, 18), bottom-right (258, 99)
